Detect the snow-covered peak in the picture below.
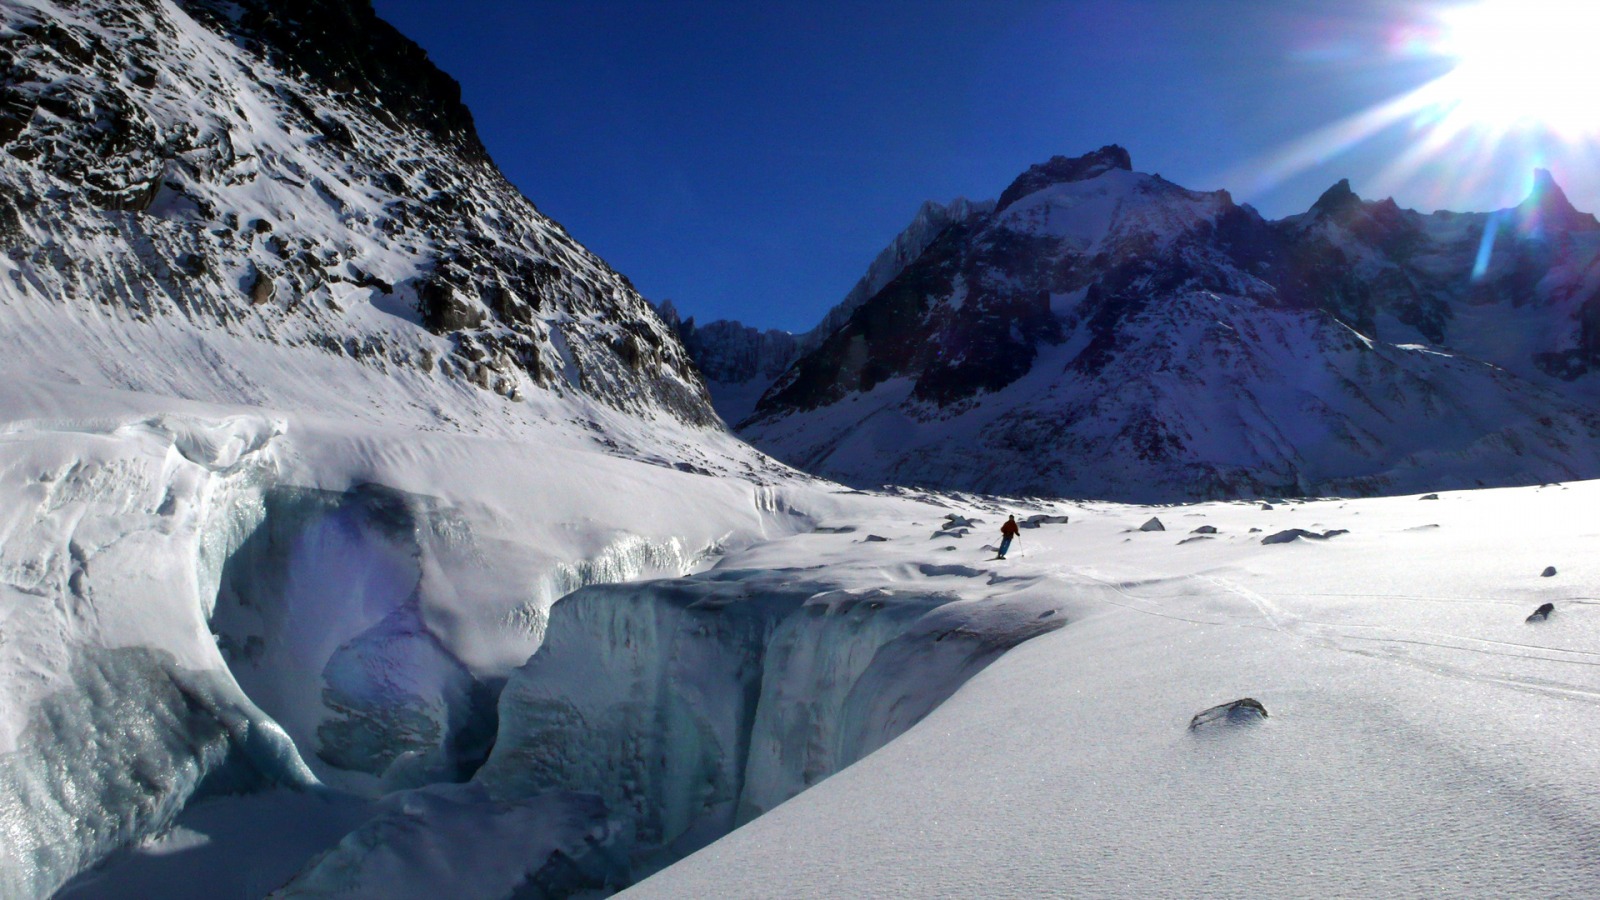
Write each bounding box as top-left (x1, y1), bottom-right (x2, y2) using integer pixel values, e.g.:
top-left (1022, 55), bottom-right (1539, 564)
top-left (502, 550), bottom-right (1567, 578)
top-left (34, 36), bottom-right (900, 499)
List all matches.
top-left (993, 144), bottom-right (1134, 213)
top-left (993, 168), bottom-right (1232, 256)
top-left (739, 146), bottom-right (1600, 500)
top-left (666, 195), bottom-right (997, 429)
top-left (801, 195), bottom-right (995, 351)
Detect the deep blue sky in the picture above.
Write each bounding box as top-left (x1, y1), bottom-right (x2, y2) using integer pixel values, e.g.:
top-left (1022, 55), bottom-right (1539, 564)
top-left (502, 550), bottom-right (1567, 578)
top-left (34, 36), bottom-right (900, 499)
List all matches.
top-left (370, 0), bottom-right (1600, 332)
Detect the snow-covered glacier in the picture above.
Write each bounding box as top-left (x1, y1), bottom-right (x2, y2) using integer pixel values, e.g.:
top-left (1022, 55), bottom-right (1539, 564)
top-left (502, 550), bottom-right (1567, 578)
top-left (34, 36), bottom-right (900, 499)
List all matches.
top-left (0, 413), bottom-right (314, 898)
top-left (0, 397), bottom-right (1063, 898)
top-left (0, 380), bottom-right (824, 898)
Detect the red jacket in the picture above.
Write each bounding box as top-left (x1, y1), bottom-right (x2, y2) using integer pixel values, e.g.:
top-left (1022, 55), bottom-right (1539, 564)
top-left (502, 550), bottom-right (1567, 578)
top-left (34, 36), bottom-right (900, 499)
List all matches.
top-left (1001, 519), bottom-right (1019, 537)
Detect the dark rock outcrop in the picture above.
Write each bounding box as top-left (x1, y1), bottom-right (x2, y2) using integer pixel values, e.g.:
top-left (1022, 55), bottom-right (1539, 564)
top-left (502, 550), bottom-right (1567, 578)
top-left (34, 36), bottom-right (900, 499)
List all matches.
top-left (1189, 697), bottom-right (1268, 730)
top-left (1261, 528), bottom-right (1349, 545)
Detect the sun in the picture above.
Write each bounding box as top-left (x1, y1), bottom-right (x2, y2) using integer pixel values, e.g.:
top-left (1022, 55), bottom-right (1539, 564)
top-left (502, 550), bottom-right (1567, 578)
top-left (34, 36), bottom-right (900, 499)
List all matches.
top-left (1210, 0), bottom-right (1600, 219)
top-left (1432, 0), bottom-right (1600, 137)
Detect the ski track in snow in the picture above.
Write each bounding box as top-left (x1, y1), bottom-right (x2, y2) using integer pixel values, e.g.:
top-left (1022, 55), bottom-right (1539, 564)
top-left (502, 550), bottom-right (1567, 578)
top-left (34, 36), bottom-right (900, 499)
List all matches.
top-left (1084, 565), bottom-right (1600, 707)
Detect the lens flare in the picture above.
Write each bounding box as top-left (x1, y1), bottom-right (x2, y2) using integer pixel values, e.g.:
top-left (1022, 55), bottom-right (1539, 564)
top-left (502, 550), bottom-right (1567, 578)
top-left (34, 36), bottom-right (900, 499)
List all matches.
top-left (1434, 0), bottom-right (1600, 137)
top-left (1215, 0), bottom-right (1600, 214)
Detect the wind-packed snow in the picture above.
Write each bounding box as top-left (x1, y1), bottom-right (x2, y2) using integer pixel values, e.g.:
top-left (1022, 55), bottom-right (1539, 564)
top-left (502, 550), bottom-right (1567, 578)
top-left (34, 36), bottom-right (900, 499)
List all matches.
top-left (14, 360), bottom-right (1600, 898)
top-left (39, 314), bottom-right (1593, 894)
top-left (994, 168), bottom-right (1227, 255)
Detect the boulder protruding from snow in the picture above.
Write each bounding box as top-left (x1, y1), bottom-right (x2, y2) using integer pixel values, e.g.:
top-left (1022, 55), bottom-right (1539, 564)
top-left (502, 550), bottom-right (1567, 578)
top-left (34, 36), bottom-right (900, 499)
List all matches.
top-left (1021, 514), bottom-right (1070, 529)
top-left (1527, 602), bottom-right (1555, 623)
top-left (1191, 525), bottom-right (1219, 534)
top-left (1189, 698), bottom-right (1268, 730)
top-left (1139, 517), bottom-right (1165, 532)
top-left (1541, 566), bottom-right (1557, 577)
top-left (1261, 528), bottom-right (1348, 545)
top-left (1420, 493), bottom-right (1440, 500)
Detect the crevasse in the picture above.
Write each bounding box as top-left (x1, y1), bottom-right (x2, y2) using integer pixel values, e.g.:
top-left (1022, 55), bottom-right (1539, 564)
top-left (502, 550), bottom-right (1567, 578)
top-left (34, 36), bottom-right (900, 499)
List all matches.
top-left (0, 414), bottom-right (735, 899)
top-left (474, 568), bottom-right (1064, 880)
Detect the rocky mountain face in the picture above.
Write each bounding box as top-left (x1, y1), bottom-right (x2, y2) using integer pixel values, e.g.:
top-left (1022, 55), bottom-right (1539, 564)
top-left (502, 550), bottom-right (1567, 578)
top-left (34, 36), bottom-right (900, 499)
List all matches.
top-left (663, 196), bottom-right (992, 426)
top-left (801, 196), bottom-right (995, 353)
top-left (731, 146), bottom-right (1600, 500)
top-left (0, 0), bottom-right (716, 428)
top-left (655, 300), bottom-right (800, 428)
top-left (657, 300), bottom-right (799, 386)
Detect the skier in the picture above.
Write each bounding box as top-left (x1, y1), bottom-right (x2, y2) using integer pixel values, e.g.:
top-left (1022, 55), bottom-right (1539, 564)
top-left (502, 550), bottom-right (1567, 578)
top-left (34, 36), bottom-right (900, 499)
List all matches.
top-left (996, 515), bottom-right (1020, 559)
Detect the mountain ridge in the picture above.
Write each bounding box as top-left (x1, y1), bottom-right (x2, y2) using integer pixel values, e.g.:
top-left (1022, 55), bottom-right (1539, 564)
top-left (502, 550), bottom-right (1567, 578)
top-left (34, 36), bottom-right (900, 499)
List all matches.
top-left (679, 147), bottom-right (1600, 500)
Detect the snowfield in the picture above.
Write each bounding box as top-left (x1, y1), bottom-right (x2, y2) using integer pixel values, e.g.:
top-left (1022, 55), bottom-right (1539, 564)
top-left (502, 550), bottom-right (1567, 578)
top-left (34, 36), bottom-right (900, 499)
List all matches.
top-left (20, 374), bottom-right (1600, 897)
top-left (628, 482), bottom-right (1600, 897)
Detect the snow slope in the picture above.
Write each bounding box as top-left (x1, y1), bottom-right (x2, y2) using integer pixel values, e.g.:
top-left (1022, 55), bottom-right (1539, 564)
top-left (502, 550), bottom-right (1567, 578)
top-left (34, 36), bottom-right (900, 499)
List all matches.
top-left (0, 0), bottom-right (713, 427)
top-left (630, 483), bottom-right (1600, 897)
top-left (39, 454), bottom-right (1600, 897)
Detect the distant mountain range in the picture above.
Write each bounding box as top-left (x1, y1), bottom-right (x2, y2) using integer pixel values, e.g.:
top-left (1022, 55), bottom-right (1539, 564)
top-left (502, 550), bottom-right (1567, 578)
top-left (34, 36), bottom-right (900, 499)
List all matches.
top-left (677, 146), bottom-right (1600, 500)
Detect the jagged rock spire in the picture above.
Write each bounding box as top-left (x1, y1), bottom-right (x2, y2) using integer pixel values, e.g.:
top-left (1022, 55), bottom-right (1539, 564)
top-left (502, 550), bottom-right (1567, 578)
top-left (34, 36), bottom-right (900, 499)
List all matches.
top-left (1310, 178), bottom-right (1362, 217)
top-left (1517, 168), bottom-right (1600, 233)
